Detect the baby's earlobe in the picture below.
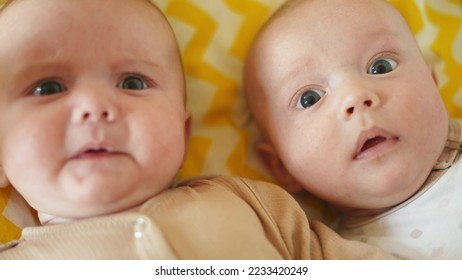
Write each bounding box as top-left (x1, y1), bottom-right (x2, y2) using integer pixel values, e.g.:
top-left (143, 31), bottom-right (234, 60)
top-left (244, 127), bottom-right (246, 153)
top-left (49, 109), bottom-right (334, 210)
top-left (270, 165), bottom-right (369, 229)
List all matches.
top-left (256, 142), bottom-right (303, 193)
top-left (427, 63), bottom-right (438, 85)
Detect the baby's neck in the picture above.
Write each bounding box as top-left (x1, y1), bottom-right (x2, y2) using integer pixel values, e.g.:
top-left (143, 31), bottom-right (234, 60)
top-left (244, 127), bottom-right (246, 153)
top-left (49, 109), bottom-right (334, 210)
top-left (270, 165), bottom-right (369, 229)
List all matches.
top-left (39, 214), bottom-right (75, 225)
top-left (38, 204), bottom-right (143, 225)
top-left (337, 206), bottom-right (393, 229)
top-left (340, 206), bottom-right (392, 219)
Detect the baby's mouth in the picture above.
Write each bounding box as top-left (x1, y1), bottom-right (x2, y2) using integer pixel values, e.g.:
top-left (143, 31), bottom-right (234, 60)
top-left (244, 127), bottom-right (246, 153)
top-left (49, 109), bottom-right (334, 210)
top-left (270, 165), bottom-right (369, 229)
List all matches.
top-left (359, 136), bottom-right (387, 153)
top-left (354, 127), bottom-right (399, 160)
top-left (73, 144), bottom-right (119, 159)
top-left (85, 147), bottom-right (109, 154)
top-left (77, 147), bottom-right (113, 158)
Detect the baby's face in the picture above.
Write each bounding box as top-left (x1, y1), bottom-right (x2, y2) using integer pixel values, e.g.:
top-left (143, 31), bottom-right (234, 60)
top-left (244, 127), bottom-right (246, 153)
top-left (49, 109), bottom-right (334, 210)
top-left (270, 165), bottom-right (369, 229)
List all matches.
top-left (0, 0), bottom-right (190, 222)
top-left (248, 0), bottom-right (448, 211)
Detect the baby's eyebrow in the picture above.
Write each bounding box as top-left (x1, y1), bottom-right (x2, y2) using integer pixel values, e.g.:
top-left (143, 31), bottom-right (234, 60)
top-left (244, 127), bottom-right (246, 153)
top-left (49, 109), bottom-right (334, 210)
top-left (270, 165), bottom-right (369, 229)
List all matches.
top-left (277, 62), bottom-right (318, 93)
top-left (7, 60), bottom-right (71, 86)
top-left (362, 27), bottom-right (388, 39)
top-left (110, 57), bottom-right (162, 71)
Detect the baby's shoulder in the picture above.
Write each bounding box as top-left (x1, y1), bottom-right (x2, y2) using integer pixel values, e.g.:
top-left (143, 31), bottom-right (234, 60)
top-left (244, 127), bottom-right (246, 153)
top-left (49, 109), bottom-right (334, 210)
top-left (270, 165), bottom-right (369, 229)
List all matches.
top-left (172, 175), bottom-right (287, 203)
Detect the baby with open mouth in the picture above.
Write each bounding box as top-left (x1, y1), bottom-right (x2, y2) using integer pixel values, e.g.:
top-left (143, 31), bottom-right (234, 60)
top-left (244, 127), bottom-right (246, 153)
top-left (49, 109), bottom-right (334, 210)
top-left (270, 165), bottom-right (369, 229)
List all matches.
top-left (243, 0), bottom-right (460, 259)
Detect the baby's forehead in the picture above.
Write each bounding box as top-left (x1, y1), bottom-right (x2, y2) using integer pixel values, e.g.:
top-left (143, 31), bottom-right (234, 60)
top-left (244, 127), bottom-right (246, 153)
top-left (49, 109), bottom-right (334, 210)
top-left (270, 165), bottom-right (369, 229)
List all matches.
top-left (0, 0), bottom-right (176, 45)
top-left (0, 0), bottom-right (184, 82)
top-left (0, 0), bottom-right (167, 22)
top-left (277, 0), bottom-right (400, 26)
top-left (257, 0), bottom-right (407, 51)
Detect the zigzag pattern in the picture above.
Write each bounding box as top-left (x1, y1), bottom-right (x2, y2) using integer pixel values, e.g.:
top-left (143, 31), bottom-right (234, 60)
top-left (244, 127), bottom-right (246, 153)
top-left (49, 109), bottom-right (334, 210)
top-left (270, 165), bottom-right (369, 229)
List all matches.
top-left (164, 0), bottom-right (240, 179)
top-left (168, 1), bottom-right (237, 126)
top-left (425, 0), bottom-right (462, 117)
top-left (221, 0), bottom-right (282, 181)
top-left (164, 0), bottom-right (284, 180)
top-left (392, 0), bottom-right (462, 117)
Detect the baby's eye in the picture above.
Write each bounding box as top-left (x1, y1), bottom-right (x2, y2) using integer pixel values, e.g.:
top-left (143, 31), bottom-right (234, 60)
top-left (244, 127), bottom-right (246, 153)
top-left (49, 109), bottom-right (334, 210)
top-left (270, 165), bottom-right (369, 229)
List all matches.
top-left (368, 58), bottom-right (397, 75)
top-left (34, 81), bottom-right (66, 96)
top-left (296, 89), bottom-right (326, 109)
top-left (117, 76), bottom-right (148, 90)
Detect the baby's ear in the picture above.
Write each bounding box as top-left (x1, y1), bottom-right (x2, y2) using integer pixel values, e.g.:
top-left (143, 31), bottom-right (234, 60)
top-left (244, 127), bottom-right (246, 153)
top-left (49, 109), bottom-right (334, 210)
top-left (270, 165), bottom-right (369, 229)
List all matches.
top-left (184, 112), bottom-right (192, 143)
top-left (257, 142), bottom-right (303, 193)
top-left (0, 166), bottom-right (9, 188)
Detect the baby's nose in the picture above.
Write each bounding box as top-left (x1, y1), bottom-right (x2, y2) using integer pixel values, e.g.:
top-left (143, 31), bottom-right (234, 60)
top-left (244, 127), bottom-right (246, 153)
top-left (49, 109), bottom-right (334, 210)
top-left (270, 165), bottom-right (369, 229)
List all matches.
top-left (345, 98), bottom-right (375, 115)
top-left (71, 88), bottom-right (118, 124)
